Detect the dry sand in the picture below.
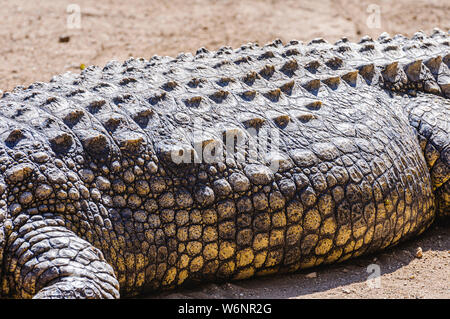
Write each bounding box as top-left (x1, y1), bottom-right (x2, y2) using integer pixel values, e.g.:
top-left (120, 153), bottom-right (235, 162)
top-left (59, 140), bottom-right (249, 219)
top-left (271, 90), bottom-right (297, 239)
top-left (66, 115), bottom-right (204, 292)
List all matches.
top-left (0, 0), bottom-right (448, 299)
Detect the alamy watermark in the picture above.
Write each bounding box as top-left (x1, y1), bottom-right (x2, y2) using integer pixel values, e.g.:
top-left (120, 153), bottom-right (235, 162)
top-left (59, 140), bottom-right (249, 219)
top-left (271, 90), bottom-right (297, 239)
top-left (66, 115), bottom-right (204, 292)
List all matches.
top-left (366, 4), bottom-right (381, 29)
top-left (168, 118), bottom-right (282, 173)
top-left (67, 4), bottom-right (81, 29)
top-left (366, 264), bottom-right (382, 288)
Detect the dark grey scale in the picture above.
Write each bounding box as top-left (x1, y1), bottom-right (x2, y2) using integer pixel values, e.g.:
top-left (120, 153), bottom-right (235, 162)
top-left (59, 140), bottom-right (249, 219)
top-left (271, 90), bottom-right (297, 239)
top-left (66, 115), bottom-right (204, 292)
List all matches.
top-left (42, 100), bottom-right (115, 159)
top-left (259, 64), bottom-right (276, 80)
top-left (187, 77), bottom-right (205, 88)
top-left (119, 77), bottom-right (138, 86)
top-left (266, 38), bottom-right (283, 48)
top-left (308, 38), bottom-right (328, 45)
top-left (304, 60), bottom-right (322, 74)
top-left (341, 71), bottom-right (360, 87)
top-left (258, 50), bottom-right (276, 60)
top-left (383, 45), bottom-right (400, 52)
top-left (209, 90), bottom-right (230, 104)
top-left (282, 48), bottom-right (300, 57)
top-left (240, 114), bottom-right (266, 130)
top-left (60, 95), bottom-right (131, 159)
top-left (443, 54), bottom-right (450, 68)
top-left (380, 61), bottom-right (408, 92)
top-left (216, 77), bottom-right (235, 87)
top-left (358, 35), bottom-right (373, 44)
top-left (263, 88), bottom-right (282, 102)
top-left (99, 114), bottom-right (143, 153)
top-left (304, 100), bottom-right (323, 111)
top-left (0, 101), bottom-right (69, 156)
top-left (129, 106), bottom-right (155, 130)
top-left (335, 44), bottom-right (352, 53)
top-left (239, 89), bottom-right (257, 101)
top-left (359, 43), bottom-right (376, 52)
top-left (161, 80), bottom-right (178, 91)
top-left (87, 99), bottom-right (107, 114)
top-left (424, 55), bottom-right (445, 80)
top-left (302, 79), bottom-right (321, 95)
top-left (279, 59), bottom-right (299, 77)
top-left (404, 60), bottom-right (427, 82)
top-left (90, 81), bottom-right (120, 96)
top-left (183, 95), bottom-right (204, 108)
top-left (357, 63), bottom-right (378, 85)
top-left (106, 92), bottom-right (160, 137)
top-left (325, 57), bottom-right (344, 70)
top-left (4, 129), bottom-right (26, 148)
top-left (271, 114), bottom-right (291, 129)
top-left (279, 80), bottom-right (295, 95)
top-left (322, 76), bottom-right (341, 90)
top-left (233, 55), bottom-right (253, 66)
top-left (378, 32), bottom-right (392, 44)
top-left (425, 56), bottom-right (450, 97)
top-left (147, 90), bottom-right (168, 107)
top-left (241, 71), bottom-right (260, 86)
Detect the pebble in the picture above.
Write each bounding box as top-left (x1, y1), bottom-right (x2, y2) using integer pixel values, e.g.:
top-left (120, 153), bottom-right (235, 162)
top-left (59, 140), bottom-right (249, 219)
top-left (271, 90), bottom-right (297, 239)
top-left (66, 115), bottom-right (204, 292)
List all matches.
top-left (59, 35), bottom-right (70, 43)
top-left (415, 247), bottom-right (423, 259)
top-left (342, 288), bottom-right (351, 294)
top-left (305, 272), bottom-right (317, 278)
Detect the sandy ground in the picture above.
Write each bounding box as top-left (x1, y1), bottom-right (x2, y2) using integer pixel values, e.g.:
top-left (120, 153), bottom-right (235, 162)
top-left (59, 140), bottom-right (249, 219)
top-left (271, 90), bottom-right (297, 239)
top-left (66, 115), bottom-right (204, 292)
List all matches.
top-left (0, 0), bottom-right (448, 299)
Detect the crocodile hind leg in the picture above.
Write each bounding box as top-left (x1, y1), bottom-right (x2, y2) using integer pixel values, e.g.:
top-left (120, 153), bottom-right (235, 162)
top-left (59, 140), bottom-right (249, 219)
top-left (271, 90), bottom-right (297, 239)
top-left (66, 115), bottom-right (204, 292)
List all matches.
top-left (3, 220), bottom-right (120, 299)
top-left (402, 93), bottom-right (450, 217)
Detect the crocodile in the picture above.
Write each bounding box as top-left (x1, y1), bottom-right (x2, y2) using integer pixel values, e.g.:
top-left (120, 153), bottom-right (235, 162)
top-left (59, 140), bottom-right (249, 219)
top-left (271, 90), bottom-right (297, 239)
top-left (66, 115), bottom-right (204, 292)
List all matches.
top-left (0, 29), bottom-right (448, 299)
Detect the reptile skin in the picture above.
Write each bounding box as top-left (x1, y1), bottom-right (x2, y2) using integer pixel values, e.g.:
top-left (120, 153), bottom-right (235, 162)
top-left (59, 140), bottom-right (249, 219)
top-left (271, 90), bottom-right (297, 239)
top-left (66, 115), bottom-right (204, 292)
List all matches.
top-left (0, 29), bottom-right (448, 298)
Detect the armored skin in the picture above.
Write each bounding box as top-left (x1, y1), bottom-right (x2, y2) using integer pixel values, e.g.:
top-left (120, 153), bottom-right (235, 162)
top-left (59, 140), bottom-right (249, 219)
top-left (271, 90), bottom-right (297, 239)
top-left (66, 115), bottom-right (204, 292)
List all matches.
top-left (0, 29), bottom-right (448, 298)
